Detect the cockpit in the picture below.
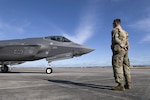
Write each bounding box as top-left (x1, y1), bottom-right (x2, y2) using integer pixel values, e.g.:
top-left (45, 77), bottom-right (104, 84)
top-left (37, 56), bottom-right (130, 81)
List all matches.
top-left (45, 36), bottom-right (71, 42)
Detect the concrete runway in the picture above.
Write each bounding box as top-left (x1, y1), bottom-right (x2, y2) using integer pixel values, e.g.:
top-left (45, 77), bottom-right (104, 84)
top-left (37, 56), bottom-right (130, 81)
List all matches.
top-left (0, 67), bottom-right (150, 100)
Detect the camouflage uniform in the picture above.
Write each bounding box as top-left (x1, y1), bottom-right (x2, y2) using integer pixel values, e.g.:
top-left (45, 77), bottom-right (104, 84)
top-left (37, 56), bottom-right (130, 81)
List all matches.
top-left (111, 28), bottom-right (131, 86)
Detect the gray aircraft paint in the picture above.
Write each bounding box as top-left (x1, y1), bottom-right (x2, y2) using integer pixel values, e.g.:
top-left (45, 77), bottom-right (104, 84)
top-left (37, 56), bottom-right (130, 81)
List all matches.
top-left (0, 36), bottom-right (94, 73)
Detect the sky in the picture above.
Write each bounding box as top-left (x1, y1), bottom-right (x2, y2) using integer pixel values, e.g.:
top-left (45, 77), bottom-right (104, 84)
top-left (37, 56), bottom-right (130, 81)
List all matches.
top-left (0, 0), bottom-right (150, 67)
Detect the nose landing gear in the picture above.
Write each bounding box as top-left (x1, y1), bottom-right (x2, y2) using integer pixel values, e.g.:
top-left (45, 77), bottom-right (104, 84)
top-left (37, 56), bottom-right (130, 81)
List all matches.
top-left (46, 63), bottom-right (53, 74)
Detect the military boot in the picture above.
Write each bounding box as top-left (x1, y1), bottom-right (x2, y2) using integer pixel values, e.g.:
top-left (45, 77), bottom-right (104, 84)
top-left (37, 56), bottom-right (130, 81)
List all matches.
top-left (124, 83), bottom-right (131, 89)
top-left (112, 83), bottom-right (125, 91)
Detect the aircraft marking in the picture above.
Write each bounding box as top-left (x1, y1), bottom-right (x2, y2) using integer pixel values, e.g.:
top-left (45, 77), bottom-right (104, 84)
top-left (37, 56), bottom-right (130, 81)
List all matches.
top-left (14, 49), bottom-right (24, 55)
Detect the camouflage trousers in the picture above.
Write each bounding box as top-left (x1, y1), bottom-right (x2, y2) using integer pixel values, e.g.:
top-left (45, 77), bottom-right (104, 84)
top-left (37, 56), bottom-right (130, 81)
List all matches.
top-left (112, 48), bottom-right (131, 85)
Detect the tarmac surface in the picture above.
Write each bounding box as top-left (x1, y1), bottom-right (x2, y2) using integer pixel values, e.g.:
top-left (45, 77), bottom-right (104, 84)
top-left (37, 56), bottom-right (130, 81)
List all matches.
top-left (0, 67), bottom-right (150, 100)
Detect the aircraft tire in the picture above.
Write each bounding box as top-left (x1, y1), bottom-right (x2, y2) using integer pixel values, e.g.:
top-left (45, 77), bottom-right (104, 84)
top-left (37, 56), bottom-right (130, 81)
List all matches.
top-left (1, 64), bottom-right (9, 73)
top-left (46, 68), bottom-right (53, 74)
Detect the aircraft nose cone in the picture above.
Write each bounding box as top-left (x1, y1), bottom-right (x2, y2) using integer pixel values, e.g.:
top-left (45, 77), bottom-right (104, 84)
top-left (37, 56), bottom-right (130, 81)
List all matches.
top-left (82, 47), bottom-right (94, 54)
top-left (73, 46), bottom-right (94, 57)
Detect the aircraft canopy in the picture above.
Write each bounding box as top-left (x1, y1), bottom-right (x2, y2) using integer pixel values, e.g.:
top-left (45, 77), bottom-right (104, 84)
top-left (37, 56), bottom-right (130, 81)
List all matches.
top-left (45, 36), bottom-right (71, 42)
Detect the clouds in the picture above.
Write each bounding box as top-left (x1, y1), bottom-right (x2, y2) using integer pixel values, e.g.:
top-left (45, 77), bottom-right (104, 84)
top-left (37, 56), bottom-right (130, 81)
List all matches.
top-left (63, 12), bottom-right (96, 44)
top-left (0, 0), bottom-right (99, 44)
top-left (129, 18), bottom-right (150, 43)
top-left (130, 18), bottom-right (150, 32)
top-left (0, 21), bottom-right (23, 33)
top-left (141, 34), bottom-right (150, 43)
top-left (128, 17), bottom-right (150, 65)
top-left (0, 20), bottom-right (30, 39)
top-left (128, 3), bottom-right (150, 44)
top-left (63, 0), bottom-right (98, 44)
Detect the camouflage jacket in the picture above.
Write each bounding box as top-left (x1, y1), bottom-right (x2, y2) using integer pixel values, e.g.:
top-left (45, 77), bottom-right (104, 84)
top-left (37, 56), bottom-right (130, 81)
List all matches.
top-left (111, 28), bottom-right (129, 49)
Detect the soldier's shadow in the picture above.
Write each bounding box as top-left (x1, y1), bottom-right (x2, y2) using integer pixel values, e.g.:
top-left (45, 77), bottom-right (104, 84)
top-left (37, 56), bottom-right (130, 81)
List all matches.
top-left (47, 79), bottom-right (112, 90)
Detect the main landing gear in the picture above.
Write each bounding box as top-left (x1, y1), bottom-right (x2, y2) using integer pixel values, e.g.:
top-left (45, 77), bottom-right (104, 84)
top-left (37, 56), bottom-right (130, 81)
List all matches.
top-left (0, 64), bottom-right (9, 73)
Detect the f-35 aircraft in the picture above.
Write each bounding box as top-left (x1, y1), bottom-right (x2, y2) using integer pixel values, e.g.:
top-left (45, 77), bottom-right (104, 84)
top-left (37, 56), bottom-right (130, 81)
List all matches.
top-left (0, 36), bottom-right (94, 74)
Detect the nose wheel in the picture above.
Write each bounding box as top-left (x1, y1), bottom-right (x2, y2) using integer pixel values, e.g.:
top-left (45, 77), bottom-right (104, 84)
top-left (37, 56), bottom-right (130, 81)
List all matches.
top-left (46, 67), bottom-right (53, 74)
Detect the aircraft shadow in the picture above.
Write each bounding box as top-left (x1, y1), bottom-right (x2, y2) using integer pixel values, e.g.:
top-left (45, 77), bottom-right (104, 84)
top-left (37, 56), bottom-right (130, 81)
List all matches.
top-left (47, 79), bottom-right (112, 90)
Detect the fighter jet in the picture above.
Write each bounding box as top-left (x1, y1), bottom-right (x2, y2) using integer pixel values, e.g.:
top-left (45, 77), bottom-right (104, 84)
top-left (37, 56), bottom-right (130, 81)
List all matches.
top-left (0, 36), bottom-right (94, 74)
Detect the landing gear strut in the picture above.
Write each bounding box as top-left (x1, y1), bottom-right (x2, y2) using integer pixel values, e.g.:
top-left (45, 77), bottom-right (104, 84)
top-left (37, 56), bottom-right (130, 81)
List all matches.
top-left (1, 64), bottom-right (9, 73)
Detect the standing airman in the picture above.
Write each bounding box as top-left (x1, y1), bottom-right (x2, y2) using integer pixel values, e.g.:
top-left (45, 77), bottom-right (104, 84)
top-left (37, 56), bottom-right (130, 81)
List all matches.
top-left (111, 18), bottom-right (131, 91)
